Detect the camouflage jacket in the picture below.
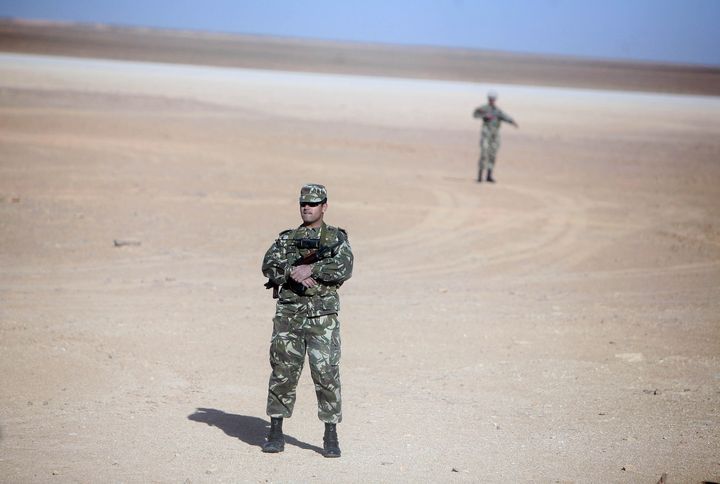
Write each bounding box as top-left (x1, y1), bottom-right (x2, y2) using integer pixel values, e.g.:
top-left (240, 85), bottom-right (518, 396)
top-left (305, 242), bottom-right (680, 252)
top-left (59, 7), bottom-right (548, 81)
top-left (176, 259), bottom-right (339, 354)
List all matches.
top-left (262, 222), bottom-right (353, 317)
top-left (473, 104), bottom-right (515, 134)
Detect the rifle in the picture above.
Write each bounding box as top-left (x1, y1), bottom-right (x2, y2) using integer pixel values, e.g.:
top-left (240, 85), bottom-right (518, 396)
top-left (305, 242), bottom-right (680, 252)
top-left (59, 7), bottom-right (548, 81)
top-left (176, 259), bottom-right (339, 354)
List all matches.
top-left (264, 238), bottom-right (344, 299)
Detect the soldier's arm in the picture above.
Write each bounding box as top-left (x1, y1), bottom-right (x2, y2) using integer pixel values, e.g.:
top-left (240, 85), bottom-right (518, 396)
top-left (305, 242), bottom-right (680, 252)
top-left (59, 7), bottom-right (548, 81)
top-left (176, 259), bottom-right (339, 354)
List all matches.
top-left (473, 107), bottom-right (486, 119)
top-left (311, 237), bottom-right (354, 284)
top-left (500, 110), bottom-right (518, 127)
top-left (261, 235), bottom-right (291, 286)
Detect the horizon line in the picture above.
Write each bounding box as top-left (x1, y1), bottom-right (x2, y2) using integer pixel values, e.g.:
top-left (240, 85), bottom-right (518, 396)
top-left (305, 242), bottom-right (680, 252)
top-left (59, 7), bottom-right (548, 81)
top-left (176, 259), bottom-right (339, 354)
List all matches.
top-left (3, 16), bottom-right (720, 71)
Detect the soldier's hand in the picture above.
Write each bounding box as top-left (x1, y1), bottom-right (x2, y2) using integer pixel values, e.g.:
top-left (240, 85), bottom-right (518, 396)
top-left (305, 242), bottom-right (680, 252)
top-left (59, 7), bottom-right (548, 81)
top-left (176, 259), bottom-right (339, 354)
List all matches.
top-left (300, 277), bottom-right (318, 288)
top-left (291, 264), bottom-right (313, 282)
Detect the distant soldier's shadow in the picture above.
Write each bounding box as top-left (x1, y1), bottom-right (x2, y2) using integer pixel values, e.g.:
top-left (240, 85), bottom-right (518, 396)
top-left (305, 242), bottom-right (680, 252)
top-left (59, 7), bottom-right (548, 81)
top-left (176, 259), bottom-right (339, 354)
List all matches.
top-left (187, 408), bottom-right (323, 454)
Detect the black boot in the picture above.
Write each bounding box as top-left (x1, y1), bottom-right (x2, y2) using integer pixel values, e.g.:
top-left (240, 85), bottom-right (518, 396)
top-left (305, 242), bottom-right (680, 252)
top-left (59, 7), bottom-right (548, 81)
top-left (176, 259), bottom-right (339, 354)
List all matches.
top-left (486, 169), bottom-right (496, 183)
top-left (322, 423), bottom-right (341, 458)
top-left (262, 417), bottom-right (285, 453)
top-left (477, 169), bottom-right (483, 183)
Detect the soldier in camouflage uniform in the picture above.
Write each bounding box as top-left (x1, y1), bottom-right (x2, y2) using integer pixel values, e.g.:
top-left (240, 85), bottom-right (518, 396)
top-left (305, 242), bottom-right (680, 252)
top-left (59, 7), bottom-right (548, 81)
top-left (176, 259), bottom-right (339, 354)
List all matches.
top-left (473, 90), bottom-right (519, 183)
top-left (261, 183), bottom-right (353, 458)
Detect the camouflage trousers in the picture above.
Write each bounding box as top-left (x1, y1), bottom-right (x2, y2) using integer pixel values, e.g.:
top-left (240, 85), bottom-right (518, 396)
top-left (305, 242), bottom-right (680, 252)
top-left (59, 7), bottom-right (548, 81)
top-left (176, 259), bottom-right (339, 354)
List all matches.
top-left (479, 130), bottom-right (501, 172)
top-left (266, 309), bottom-right (342, 423)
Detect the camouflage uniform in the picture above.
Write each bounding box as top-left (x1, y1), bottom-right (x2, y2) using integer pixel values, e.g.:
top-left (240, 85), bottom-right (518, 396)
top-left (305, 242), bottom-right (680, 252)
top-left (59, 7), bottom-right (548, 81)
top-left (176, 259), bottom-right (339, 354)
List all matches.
top-left (262, 191), bottom-right (353, 424)
top-left (473, 102), bottom-right (516, 173)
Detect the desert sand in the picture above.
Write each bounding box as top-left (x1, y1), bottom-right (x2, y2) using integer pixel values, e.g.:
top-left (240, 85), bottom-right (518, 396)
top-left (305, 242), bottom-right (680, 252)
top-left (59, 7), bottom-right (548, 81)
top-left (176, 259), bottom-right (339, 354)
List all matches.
top-left (2, 20), bottom-right (720, 96)
top-left (0, 30), bottom-right (719, 484)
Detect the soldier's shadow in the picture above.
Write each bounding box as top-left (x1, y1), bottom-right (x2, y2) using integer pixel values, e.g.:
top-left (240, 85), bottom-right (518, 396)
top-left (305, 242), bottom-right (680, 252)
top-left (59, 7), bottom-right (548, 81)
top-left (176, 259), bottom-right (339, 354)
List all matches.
top-left (187, 408), bottom-right (323, 454)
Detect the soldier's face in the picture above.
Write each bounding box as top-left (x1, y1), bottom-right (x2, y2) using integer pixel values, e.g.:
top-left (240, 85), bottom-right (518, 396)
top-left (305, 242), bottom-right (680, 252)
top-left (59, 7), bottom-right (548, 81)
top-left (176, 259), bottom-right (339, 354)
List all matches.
top-left (299, 201), bottom-right (327, 227)
top-left (488, 97), bottom-right (496, 106)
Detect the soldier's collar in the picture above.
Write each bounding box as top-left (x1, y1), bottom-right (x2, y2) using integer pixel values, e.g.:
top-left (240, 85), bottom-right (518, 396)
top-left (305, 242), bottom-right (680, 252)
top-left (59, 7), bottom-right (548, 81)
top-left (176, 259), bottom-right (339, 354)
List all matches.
top-left (292, 222), bottom-right (326, 239)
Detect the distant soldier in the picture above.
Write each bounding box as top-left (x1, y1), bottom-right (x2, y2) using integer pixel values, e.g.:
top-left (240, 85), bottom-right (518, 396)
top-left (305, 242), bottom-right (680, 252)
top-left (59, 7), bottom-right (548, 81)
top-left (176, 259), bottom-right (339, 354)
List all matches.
top-left (261, 183), bottom-right (353, 458)
top-left (473, 90), bottom-right (518, 183)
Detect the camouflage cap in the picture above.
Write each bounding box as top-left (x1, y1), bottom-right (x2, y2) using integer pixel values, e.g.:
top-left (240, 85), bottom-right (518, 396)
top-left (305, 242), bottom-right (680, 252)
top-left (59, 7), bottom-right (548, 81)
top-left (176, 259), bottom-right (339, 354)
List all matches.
top-left (299, 183), bottom-right (327, 203)
top-left (487, 90), bottom-right (498, 99)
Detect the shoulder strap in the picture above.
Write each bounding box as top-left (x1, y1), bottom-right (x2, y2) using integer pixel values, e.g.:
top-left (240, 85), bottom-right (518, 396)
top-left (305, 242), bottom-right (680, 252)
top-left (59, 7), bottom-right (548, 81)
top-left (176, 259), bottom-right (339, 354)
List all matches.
top-left (321, 224), bottom-right (347, 246)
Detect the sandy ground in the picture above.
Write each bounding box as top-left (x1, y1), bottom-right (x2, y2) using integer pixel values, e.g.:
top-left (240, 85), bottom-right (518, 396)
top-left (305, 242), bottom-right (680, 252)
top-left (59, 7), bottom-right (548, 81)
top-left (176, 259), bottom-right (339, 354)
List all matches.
top-left (3, 20), bottom-right (720, 96)
top-left (0, 52), bottom-right (719, 483)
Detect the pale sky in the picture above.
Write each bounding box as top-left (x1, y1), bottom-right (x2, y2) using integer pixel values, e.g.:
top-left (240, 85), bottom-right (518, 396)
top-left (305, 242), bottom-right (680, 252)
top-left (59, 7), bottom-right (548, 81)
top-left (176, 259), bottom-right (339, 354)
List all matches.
top-left (1, 0), bottom-right (719, 67)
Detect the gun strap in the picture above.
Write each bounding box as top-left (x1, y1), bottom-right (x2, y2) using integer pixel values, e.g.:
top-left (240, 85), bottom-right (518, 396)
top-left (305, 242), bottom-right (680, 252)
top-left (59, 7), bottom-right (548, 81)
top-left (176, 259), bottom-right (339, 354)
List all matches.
top-left (289, 223), bottom-right (344, 261)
